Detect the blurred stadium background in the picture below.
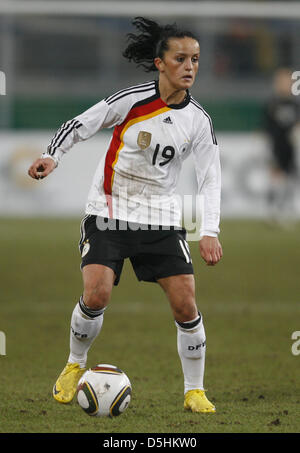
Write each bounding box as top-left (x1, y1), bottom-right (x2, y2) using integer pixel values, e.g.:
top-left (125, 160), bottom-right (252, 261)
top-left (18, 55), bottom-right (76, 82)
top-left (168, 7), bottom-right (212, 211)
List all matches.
top-left (0, 0), bottom-right (299, 219)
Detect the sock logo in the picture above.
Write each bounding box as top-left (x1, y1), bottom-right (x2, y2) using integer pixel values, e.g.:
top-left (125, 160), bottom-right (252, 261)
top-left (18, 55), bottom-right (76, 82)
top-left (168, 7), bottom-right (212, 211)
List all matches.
top-left (71, 326), bottom-right (87, 339)
top-left (188, 341), bottom-right (206, 351)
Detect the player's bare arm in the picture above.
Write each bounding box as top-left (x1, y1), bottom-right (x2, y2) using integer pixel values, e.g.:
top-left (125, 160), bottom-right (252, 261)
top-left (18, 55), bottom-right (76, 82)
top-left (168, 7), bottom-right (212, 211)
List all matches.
top-left (28, 157), bottom-right (56, 180)
top-left (199, 236), bottom-right (223, 266)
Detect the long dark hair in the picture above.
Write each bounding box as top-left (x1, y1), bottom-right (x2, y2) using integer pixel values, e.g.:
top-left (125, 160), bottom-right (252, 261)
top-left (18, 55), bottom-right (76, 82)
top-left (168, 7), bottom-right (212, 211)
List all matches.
top-left (123, 17), bottom-right (198, 72)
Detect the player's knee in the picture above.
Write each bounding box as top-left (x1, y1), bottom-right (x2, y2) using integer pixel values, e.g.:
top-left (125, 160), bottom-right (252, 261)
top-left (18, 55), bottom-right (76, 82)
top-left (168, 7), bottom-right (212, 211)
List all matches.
top-left (173, 299), bottom-right (198, 323)
top-left (83, 284), bottom-right (111, 310)
top-left (169, 282), bottom-right (197, 322)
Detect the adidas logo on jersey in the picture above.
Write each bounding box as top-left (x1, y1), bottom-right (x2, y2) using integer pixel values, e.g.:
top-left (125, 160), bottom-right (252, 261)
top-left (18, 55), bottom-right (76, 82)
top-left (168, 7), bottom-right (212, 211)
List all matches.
top-left (163, 116), bottom-right (173, 124)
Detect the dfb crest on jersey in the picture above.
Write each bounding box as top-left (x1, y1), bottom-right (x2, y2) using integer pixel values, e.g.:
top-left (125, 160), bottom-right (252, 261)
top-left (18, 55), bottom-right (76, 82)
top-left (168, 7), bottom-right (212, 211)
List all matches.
top-left (137, 131), bottom-right (152, 150)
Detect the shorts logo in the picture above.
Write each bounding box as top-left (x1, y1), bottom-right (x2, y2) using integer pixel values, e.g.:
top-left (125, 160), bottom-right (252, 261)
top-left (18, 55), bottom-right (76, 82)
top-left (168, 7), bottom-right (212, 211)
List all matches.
top-left (137, 131), bottom-right (152, 150)
top-left (81, 241), bottom-right (90, 258)
top-left (179, 239), bottom-right (192, 263)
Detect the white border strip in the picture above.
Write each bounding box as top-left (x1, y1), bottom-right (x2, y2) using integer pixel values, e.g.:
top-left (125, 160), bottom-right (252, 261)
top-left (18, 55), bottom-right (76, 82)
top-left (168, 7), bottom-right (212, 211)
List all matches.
top-left (0, 1), bottom-right (299, 19)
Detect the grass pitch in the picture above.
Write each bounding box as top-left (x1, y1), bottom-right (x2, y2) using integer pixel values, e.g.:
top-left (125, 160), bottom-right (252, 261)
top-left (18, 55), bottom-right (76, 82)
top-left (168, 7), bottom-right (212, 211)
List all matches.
top-left (0, 218), bottom-right (299, 434)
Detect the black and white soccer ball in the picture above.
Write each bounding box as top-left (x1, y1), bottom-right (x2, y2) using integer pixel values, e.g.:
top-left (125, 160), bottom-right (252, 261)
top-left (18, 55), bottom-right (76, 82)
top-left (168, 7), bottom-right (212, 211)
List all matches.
top-left (77, 364), bottom-right (132, 417)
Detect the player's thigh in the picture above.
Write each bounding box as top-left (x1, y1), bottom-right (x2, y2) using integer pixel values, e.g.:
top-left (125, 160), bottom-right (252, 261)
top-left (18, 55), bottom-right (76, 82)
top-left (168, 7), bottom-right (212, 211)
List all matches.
top-left (82, 264), bottom-right (116, 310)
top-left (157, 273), bottom-right (198, 322)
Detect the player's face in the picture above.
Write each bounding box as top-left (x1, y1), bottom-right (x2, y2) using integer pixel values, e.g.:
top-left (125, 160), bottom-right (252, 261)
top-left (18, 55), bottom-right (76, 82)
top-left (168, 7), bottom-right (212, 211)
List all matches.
top-left (155, 37), bottom-right (200, 91)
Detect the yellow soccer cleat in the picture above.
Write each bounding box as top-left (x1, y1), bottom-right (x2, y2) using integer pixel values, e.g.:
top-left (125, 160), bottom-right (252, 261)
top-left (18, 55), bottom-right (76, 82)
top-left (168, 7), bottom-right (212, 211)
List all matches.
top-left (184, 389), bottom-right (216, 413)
top-left (53, 362), bottom-right (86, 404)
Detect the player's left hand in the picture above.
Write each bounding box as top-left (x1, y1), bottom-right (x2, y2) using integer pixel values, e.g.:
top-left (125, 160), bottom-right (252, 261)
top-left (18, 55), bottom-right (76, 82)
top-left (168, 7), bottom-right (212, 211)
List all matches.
top-left (199, 236), bottom-right (223, 266)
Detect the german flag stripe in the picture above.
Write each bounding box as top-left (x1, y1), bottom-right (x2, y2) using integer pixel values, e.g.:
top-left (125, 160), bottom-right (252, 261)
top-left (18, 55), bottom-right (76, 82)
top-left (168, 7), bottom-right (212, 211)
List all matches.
top-left (103, 97), bottom-right (171, 203)
top-left (92, 370), bottom-right (123, 375)
top-left (91, 365), bottom-right (123, 374)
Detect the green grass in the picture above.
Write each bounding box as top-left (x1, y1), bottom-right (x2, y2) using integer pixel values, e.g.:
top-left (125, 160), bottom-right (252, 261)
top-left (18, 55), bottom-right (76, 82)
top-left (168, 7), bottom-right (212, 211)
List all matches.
top-left (0, 218), bottom-right (300, 433)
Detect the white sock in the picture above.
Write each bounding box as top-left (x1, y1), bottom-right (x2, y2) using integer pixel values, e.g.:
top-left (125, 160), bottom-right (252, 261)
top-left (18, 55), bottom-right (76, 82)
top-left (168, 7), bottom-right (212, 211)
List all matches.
top-left (68, 297), bottom-right (104, 369)
top-left (176, 312), bottom-right (206, 394)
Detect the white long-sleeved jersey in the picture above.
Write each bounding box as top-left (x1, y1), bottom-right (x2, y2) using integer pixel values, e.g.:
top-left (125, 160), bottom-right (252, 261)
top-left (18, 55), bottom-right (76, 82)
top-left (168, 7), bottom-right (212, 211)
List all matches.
top-left (43, 80), bottom-right (221, 236)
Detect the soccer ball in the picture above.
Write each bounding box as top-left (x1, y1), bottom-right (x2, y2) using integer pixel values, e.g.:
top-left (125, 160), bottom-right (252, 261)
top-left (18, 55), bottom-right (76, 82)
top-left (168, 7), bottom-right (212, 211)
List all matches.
top-left (77, 364), bottom-right (132, 417)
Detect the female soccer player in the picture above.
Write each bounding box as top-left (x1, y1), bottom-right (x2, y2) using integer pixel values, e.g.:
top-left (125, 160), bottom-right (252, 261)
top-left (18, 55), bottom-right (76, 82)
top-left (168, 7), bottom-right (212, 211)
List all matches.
top-left (28, 17), bottom-right (222, 413)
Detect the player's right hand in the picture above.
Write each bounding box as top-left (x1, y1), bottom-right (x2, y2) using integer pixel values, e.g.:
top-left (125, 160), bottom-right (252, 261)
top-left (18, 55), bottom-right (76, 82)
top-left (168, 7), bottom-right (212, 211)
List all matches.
top-left (28, 157), bottom-right (56, 180)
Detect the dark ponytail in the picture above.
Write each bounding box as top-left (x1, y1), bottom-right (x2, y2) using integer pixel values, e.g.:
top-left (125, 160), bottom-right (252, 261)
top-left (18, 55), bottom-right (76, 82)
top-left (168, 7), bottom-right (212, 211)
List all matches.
top-left (123, 17), bottom-right (198, 72)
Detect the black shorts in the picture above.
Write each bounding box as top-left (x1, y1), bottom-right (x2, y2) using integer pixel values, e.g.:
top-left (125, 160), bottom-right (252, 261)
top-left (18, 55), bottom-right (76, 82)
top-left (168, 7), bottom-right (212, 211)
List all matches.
top-left (79, 215), bottom-right (194, 285)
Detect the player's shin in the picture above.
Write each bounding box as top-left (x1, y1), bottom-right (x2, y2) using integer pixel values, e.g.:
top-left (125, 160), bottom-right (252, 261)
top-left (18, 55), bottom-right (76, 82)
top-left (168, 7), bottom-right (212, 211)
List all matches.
top-left (176, 312), bottom-right (206, 394)
top-left (68, 296), bottom-right (105, 368)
